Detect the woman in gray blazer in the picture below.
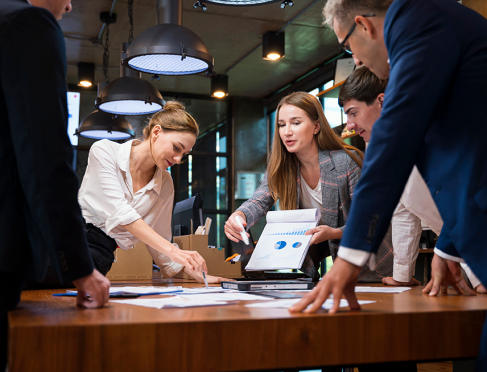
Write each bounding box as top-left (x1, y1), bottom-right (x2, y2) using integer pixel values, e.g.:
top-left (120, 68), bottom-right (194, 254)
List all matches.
top-left (225, 92), bottom-right (393, 281)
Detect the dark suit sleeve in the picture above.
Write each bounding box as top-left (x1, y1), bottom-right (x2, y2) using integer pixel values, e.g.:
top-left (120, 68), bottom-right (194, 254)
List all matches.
top-left (340, 0), bottom-right (461, 254)
top-left (0, 7), bottom-right (94, 282)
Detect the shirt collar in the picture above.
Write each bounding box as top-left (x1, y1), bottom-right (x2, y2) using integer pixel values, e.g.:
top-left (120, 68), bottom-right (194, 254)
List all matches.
top-left (117, 140), bottom-right (165, 196)
top-left (117, 140), bottom-right (137, 174)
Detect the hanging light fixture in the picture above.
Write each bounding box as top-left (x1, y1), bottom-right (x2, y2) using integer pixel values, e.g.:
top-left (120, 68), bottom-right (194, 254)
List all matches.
top-left (97, 2), bottom-right (164, 116)
top-left (263, 31), bottom-right (285, 60)
top-left (211, 75), bottom-right (228, 98)
top-left (76, 83), bottom-right (135, 140)
top-left (97, 43), bottom-right (164, 115)
top-left (124, 0), bottom-right (214, 76)
top-left (199, 0), bottom-right (281, 6)
top-left (77, 62), bottom-right (95, 87)
top-left (76, 110), bottom-right (135, 140)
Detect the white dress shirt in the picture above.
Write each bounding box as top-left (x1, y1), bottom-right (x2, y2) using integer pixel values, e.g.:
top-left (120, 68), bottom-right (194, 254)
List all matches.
top-left (338, 166), bottom-right (481, 288)
top-left (78, 139), bottom-right (183, 278)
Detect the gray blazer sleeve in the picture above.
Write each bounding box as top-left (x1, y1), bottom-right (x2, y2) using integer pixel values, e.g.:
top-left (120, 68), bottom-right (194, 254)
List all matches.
top-left (236, 173), bottom-right (275, 228)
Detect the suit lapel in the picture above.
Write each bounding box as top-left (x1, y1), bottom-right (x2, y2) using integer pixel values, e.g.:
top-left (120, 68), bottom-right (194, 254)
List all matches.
top-left (319, 150), bottom-right (339, 228)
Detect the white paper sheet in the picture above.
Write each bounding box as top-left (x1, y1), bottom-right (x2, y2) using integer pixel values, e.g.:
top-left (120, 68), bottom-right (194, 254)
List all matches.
top-left (67, 286), bottom-right (183, 295)
top-left (245, 298), bottom-right (375, 309)
top-left (179, 292), bottom-right (271, 302)
top-left (354, 286), bottom-right (412, 293)
top-left (111, 296), bottom-right (232, 308)
top-left (178, 287), bottom-right (235, 295)
top-left (246, 209), bottom-right (319, 271)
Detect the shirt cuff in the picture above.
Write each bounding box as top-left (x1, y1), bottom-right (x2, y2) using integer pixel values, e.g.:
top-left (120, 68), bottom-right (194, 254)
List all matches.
top-left (338, 246), bottom-right (376, 270)
top-left (460, 263), bottom-right (481, 289)
top-left (145, 244), bottom-right (184, 279)
top-left (393, 262), bottom-right (415, 283)
top-left (434, 247), bottom-right (465, 263)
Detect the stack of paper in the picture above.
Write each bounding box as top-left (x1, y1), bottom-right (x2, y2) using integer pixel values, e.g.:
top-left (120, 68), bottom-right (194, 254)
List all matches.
top-left (245, 298), bottom-right (376, 310)
top-left (354, 286), bottom-right (412, 293)
top-left (67, 286), bottom-right (183, 296)
top-left (246, 208), bottom-right (320, 271)
top-left (111, 296), bottom-right (233, 309)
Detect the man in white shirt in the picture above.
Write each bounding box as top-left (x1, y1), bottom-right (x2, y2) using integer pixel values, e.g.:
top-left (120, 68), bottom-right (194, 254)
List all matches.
top-left (336, 66), bottom-right (485, 293)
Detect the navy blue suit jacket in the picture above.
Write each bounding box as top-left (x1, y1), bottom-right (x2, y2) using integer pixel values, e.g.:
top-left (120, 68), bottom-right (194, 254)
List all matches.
top-left (341, 0), bottom-right (487, 287)
top-left (0, 0), bottom-right (94, 282)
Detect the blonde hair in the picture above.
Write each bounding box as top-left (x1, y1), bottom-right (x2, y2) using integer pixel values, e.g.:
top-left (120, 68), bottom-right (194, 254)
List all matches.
top-left (267, 92), bottom-right (364, 211)
top-left (143, 100), bottom-right (199, 139)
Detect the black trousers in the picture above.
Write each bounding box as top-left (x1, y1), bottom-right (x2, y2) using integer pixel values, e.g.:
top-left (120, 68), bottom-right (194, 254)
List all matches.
top-left (24, 223), bottom-right (118, 290)
top-left (0, 271), bottom-right (24, 370)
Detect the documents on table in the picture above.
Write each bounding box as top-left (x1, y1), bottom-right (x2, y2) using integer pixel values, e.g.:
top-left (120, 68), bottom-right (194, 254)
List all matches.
top-left (67, 286), bottom-right (183, 295)
top-left (245, 298), bottom-right (376, 309)
top-left (246, 208), bottom-right (320, 271)
top-left (354, 286), bottom-right (412, 293)
top-left (179, 292), bottom-right (271, 302)
top-left (111, 296), bottom-right (235, 309)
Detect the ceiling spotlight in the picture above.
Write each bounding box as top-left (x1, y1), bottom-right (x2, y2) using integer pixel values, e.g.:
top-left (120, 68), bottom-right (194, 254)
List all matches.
top-left (124, 0), bottom-right (213, 76)
top-left (193, 1), bottom-right (208, 11)
top-left (76, 110), bottom-right (134, 140)
top-left (211, 75), bottom-right (228, 98)
top-left (263, 31), bottom-right (285, 60)
top-left (77, 62), bottom-right (95, 87)
top-left (97, 43), bottom-right (164, 115)
top-left (280, 0), bottom-right (293, 8)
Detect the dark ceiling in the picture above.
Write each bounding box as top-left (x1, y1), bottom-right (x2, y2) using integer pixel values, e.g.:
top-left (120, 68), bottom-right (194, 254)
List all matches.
top-left (60, 0), bottom-right (342, 99)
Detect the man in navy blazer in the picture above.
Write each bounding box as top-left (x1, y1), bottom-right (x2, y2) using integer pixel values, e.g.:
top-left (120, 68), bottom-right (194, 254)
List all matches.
top-left (291, 0), bottom-right (487, 369)
top-left (0, 0), bottom-right (110, 368)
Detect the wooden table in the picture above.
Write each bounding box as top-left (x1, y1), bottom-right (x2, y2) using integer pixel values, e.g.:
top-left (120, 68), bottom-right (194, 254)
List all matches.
top-left (8, 282), bottom-right (487, 372)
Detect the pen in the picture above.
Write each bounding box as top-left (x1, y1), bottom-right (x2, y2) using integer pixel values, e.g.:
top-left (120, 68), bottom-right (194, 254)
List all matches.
top-left (235, 216), bottom-right (249, 245)
top-left (202, 271), bottom-right (209, 289)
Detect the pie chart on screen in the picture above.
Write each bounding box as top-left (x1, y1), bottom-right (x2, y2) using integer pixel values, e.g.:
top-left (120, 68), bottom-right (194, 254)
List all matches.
top-left (274, 241), bottom-right (287, 250)
top-left (292, 242), bottom-right (302, 248)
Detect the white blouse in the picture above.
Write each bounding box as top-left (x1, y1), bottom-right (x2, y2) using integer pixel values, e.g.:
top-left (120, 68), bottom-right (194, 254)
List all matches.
top-left (299, 173), bottom-right (324, 225)
top-left (78, 139), bottom-right (183, 278)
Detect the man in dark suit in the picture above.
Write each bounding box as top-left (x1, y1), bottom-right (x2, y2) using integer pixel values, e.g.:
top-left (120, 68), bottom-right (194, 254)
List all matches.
top-left (291, 0), bottom-right (487, 370)
top-left (0, 0), bottom-right (110, 368)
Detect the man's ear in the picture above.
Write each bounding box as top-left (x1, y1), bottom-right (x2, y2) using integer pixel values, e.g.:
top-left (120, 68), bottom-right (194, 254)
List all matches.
top-left (356, 16), bottom-right (378, 39)
top-left (377, 93), bottom-right (385, 109)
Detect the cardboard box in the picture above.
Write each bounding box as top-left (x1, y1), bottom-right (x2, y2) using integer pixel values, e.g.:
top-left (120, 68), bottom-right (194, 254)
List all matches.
top-left (173, 234), bottom-right (243, 279)
top-left (106, 241), bottom-right (153, 280)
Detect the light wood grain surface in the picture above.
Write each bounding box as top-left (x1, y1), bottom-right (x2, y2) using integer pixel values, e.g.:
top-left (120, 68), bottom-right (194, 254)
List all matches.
top-left (8, 283), bottom-right (487, 372)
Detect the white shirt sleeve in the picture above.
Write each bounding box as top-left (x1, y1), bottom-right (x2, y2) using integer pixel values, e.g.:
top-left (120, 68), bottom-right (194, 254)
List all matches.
top-left (337, 246), bottom-right (376, 269)
top-left (391, 201), bottom-right (422, 282)
top-left (460, 263), bottom-right (482, 289)
top-left (434, 247), bottom-right (465, 263)
top-left (80, 143), bottom-right (141, 235)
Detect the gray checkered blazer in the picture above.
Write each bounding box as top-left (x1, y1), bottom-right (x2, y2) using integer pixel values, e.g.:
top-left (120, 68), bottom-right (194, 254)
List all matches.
top-left (237, 149), bottom-right (393, 282)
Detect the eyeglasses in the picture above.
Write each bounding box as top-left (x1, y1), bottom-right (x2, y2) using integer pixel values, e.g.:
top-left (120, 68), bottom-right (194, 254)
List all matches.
top-left (338, 14), bottom-right (376, 55)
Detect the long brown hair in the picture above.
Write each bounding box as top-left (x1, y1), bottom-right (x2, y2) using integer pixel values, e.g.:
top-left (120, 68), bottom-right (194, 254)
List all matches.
top-left (267, 91), bottom-right (364, 210)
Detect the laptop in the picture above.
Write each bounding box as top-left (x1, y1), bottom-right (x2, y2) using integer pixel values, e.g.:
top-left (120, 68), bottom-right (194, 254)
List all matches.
top-left (230, 231), bottom-right (309, 280)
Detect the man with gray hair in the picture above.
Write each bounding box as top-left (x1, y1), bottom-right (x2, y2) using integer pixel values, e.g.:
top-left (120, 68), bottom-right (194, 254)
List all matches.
top-left (290, 0), bottom-right (487, 370)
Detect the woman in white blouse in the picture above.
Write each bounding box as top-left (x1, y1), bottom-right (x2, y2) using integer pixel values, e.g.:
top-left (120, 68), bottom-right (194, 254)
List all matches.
top-left (78, 101), bottom-right (220, 283)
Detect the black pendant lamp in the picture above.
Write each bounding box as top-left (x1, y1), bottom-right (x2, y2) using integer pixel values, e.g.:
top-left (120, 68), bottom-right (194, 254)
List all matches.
top-left (96, 43), bottom-right (164, 115)
top-left (76, 83), bottom-right (135, 140)
top-left (124, 0), bottom-right (213, 75)
top-left (76, 110), bottom-right (135, 140)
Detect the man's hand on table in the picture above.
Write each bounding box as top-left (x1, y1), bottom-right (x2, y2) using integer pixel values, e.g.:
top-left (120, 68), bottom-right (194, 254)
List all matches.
top-left (382, 277), bottom-right (421, 286)
top-left (422, 254), bottom-right (476, 296)
top-left (289, 257), bottom-right (361, 314)
top-left (73, 269), bottom-right (110, 308)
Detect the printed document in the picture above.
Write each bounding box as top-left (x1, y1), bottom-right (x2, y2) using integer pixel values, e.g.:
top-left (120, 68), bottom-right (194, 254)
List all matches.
top-left (246, 208), bottom-right (320, 270)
